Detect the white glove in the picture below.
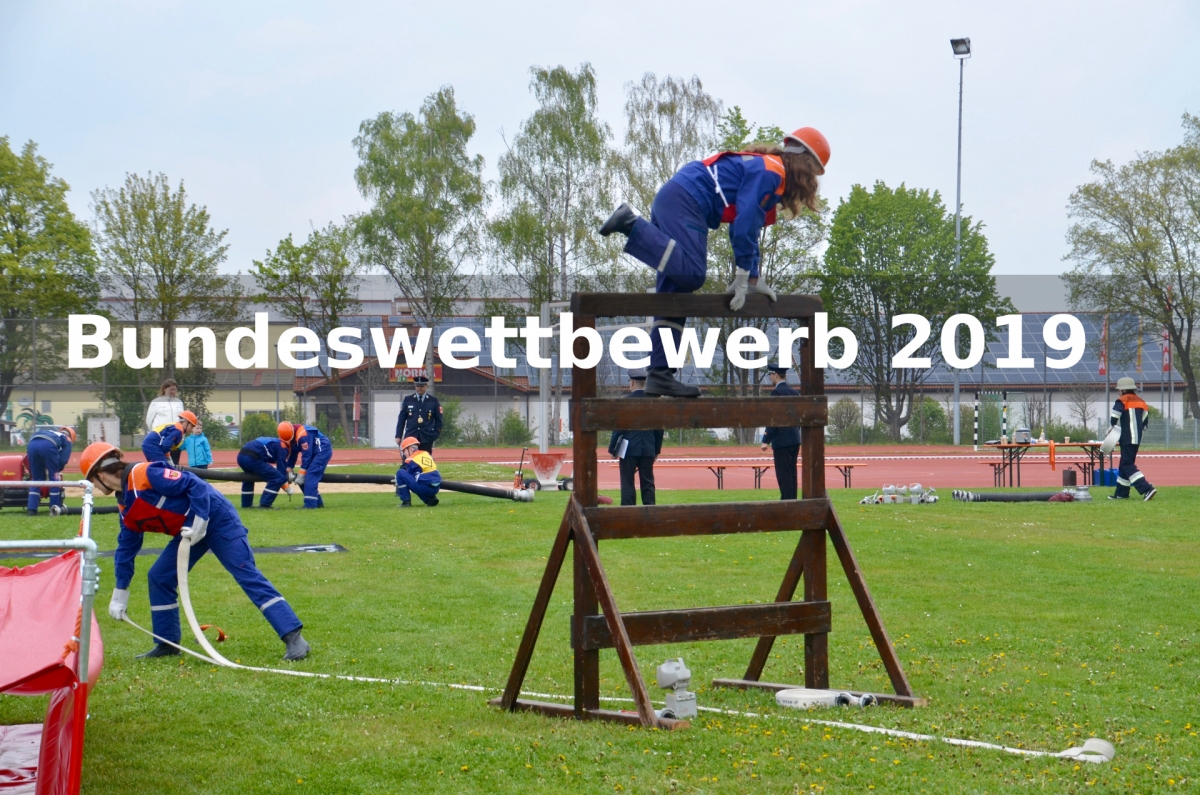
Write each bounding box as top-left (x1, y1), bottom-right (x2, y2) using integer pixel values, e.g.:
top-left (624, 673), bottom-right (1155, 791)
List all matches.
top-left (109, 588), bottom-right (129, 621)
top-left (295, 471), bottom-right (306, 486)
top-left (181, 516), bottom-right (208, 545)
top-left (285, 484), bottom-right (298, 496)
top-left (751, 279), bottom-right (778, 302)
top-left (287, 470), bottom-right (297, 483)
top-left (726, 268), bottom-right (750, 311)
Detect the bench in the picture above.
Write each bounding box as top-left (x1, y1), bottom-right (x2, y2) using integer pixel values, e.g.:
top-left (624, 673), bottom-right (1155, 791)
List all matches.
top-left (610, 461), bottom-right (865, 489)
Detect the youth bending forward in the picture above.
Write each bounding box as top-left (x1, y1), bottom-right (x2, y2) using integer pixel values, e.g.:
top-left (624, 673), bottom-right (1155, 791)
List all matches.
top-left (600, 127), bottom-right (828, 397)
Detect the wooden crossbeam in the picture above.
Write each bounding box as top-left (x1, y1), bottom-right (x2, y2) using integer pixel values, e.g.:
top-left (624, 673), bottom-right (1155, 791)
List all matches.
top-left (488, 698), bottom-right (689, 729)
top-left (572, 601), bottom-right (832, 650)
top-left (569, 292), bottom-right (822, 319)
top-left (583, 499), bottom-right (832, 540)
top-left (577, 396), bottom-right (826, 432)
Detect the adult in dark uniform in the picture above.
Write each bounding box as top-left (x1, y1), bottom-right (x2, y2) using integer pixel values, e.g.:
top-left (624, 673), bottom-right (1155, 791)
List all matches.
top-left (1109, 376), bottom-right (1156, 501)
top-left (608, 369), bottom-right (664, 506)
top-left (760, 363), bottom-right (801, 500)
top-left (395, 374), bottom-right (442, 454)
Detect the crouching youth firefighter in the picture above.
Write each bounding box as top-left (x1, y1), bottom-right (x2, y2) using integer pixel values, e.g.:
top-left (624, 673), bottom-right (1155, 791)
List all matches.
top-left (80, 442), bottom-right (311, 660)
top-left (143, 410), bottom-right (200, 465)
top-left (599, 128), bottom-right (828, 397)
top-left (237, 436), bottom-right (291, 509)
top-left (25, 425), bottom-right (75, 514)
top-left (1109, 377), bottom-right (1156, 501)
top-left (396, 436), bottom-right (441, 507)
top-left (608, 369), bottom-right (663, 506)
top-left (279, 421), bottom-right (332, 509)
top-left (760, 363), bottom-right (801, 500)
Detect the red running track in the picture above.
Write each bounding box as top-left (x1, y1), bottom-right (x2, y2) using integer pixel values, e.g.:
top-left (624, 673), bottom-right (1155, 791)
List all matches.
top-left (64, 445), bottom-right (1200, 491)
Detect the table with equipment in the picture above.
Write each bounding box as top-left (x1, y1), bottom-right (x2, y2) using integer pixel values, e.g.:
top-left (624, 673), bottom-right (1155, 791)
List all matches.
top-left (982, 441), bottom-right (1108, 487)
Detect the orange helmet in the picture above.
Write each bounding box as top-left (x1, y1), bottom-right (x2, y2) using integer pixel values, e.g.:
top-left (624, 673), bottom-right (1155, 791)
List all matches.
top-left (80, 441), bottom-right (122, 480)
top-left (278, 422), bottom-right (295, 442)
top-left (60, 426), bottom-right (77, 443)
top-left (178, 410), bottom-right (200, 426)
top-left (400, 436), bottom-right (420, 450)
top-left (783, 127), bottom-right (830, 174)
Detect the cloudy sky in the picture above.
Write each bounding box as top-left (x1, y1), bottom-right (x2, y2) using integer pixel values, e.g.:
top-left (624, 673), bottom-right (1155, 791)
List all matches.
top-left (3, 1), bottom-right (1198, 276)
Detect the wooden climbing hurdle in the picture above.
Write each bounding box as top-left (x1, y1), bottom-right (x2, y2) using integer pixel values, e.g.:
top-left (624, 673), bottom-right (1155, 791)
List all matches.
top-left (491, 292), bottom-right (923, 730)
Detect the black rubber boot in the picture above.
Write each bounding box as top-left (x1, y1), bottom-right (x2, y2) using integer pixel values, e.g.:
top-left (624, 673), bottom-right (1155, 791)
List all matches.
top-left (599, 203), bottom-right (639, 237)
top-left (400, 501), bottom-right (412, 508)
top-left (643, 368), bottom-right (701, 398)
top-left (136, 643), bottom-right (181, 659)
top-left (282, 629), bottom-right (310, 661)
top-left (427, 497), bottom-right (439, 507)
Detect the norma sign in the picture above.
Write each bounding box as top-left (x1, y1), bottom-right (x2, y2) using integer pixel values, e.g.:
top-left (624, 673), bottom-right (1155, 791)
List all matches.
top-left (389, 365), bottom-right (443, 383)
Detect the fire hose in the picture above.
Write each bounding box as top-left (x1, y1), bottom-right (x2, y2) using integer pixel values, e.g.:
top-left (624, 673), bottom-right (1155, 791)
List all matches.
top-left (183, 467), bottom-right (534, 502)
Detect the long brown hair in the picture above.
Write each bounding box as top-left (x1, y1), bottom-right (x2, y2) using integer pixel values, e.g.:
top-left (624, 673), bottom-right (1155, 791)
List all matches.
top-left (159, 378), bottom-right (178, 396)
top-left (743, 144), bottom-right (822, 216)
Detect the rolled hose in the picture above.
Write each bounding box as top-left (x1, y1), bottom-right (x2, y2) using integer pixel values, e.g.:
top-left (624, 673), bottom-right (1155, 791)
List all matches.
top-left (184, 467), bottom-right (534, 502)
top-left (51, 504), bottom-right (120, 516)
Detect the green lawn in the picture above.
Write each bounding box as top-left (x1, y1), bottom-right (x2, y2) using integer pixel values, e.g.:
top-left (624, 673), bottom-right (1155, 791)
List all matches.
top-left (1, 487), bottom-right (1198, 793)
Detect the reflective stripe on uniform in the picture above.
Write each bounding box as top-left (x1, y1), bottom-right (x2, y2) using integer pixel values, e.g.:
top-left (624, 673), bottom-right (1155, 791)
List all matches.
top-left (657, 239), bottom-right (676, 272)
top-left (652, 319), bottom-right (686, 331)
top-left (150, 603), bottom-right (178, 611)
top-left (1129, 472), bottom-right (1145, 483)
top-left (259, 596), bottom-right (286, 612)
top-left (1116, 477), bottom-right (1131, 486)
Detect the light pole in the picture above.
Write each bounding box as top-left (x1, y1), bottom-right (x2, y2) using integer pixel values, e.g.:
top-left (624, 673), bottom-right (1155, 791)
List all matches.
top-left (950, 36), bottom-right (971, 445)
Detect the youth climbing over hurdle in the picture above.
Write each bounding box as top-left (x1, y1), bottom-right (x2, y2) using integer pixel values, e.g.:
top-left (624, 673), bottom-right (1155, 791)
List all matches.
top-left (278, 421), bottom-right (333, 509)
top-left (236, 435), bottom-right (291, 509)
top-left (396, 436), bottom-right (441, 507)
top-left (79, 442), bottom-right (311, 661)
top-left (599, 127), bottom-right (828, 397)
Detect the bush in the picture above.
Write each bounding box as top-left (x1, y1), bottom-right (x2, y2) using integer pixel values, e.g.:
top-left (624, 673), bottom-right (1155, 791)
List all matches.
top-left (496, 408), bottom-right (534, 446)
top-left (439, 395), bottom-right (465, 444)
top-left (908, 396), bottom-right (951, 444)
top-left (240, 412), bottom-right (277, 444)
top-left (202, 415), bottom-right (232, 447)
top-left (828, 397), bottom-right (862, 443)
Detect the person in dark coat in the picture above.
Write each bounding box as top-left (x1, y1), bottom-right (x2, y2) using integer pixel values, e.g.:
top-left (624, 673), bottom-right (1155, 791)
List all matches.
top-left (760, 364), bottom-right (801, 500)
top-left (1109, 377), bottom-right (1156, 501)
top-left (608, 370), bottom-right (664, 505)
top-left (395, 374), bottom-right (442, 454)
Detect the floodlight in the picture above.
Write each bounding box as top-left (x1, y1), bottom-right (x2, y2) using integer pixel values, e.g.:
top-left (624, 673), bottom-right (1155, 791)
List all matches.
top-left (950, 37), bottom-right (971, 57)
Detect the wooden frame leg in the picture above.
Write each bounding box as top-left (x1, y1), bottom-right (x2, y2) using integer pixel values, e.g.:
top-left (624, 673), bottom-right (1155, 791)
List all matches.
top-left (743, 533), bottom-right (805, 680)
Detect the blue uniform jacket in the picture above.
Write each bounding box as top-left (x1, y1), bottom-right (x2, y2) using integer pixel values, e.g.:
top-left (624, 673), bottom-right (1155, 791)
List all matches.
top-left (762, 381), bottom-right (802, 449)
top-left (285, 425), bottom-right (331, 470)
top-left (397, 393), bottom-right (443, 445)
top-left (608, 390), bottom-right (664, 458)
top-left (673, 154), bottom-right (784, 276)
top-left (241, 436), bottom-right (289, 467)
top-left (28, 430), bottom-right (73, 471)
top-left (1110, 394), bottom-right (1150, 446)
top-left (143, 423), bottom-right (185, 463)
top-left (113, 462), bottom-right (228, 589)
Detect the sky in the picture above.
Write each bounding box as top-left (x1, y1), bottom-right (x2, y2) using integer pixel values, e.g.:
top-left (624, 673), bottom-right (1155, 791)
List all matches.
top-left (2, 0), bottom-right (1198, 277)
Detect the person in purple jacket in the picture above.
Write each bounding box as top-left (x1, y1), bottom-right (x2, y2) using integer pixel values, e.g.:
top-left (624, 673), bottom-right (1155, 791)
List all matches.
top-left (600, 127), bottom-right (829, 397)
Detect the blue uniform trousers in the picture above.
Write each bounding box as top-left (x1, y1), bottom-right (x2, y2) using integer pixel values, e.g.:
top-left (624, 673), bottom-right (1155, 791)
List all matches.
top-left (146, 503), bottom-right (301, 643)
top-left (1114, 444), bottom-right (1153, 498)
top-left (396, 469), bottom-right (441, 505)
top-left (26, 437), bottom-right (64, 511)
top-left (237, 452), bottom-right (288, 508)
top-left (624, 180), bottom-right (710, 371)
top-left (301, 448), bottom-right (332, 509)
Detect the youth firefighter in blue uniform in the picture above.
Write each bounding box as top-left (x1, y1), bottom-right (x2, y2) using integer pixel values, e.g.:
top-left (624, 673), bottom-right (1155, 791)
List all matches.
top-left (279, 421), bottom-right (332, 509)
top-left (237, 436), bottom-right (291, 509)
top-left (607, 370), bottom-right (663, 506)
top-left (760, 364), bottom-right (801, 500)
top-left (600, 128), bottom-right (828, 397)
top-left (395, 374), bottom-right (442, 454)
top-left (142, 410), bottom-right (200, 464)
top-left (396, 436), bottom-right (441, 507)
top-left (25, 426), bottom-right (75, 514)
top-left (79, 442), bottom-right (310, 661)
top-left (1109, 377), bottom-right (1156, 501)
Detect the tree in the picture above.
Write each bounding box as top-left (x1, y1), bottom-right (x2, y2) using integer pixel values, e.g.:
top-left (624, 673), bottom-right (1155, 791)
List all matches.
top-left (252, 222), bottom-right (365, 441)
top-left (1065, 113), bottom-right (1200, 419)
top-left (490, 63), bottom-right (614, 441)
top-left (0, 137), bottom-right (99, 410)
top-left (91, 172), bottom-right (241, 390)
top-left (354, 86), bottom-right (486, 384)
top-left (819, 182), bottom-right (1012, 441)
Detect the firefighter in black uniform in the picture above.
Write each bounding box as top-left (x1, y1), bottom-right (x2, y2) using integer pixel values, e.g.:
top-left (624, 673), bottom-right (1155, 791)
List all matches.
top-left (395, 374), bottom-right (442, 454)
top-left (608, 369), bottom-right (664, 506)
top-left (760, 363), bottom-right (801, 500)
top-left (1109, 376), bottom-right (1156, 501)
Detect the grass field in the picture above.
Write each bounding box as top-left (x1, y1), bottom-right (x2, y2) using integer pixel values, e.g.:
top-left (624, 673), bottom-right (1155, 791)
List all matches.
top-left (2, 486), bottom-right (1198, 793)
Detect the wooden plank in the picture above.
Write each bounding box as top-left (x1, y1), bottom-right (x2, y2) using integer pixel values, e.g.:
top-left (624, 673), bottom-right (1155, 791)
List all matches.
top-left (489, 698), bottom-right (690, 729)
top-left (708, 680), bottom-right (927, 709)
top-left (743, 534), bottom-right (806, 681)
top-left (579, 396), bottom-right (826, 432)
top-left (572, 601), bottom-right (832, 650)
top-left (572, 314), bottom-right (599, 508)
top-left (569, 292), bottom-right (822, 319)
top-left (573, 516), bottom-right (600, 715)
top-left (570, 500), bottom-right (663, 728)
top-left (583, 499), bottom-right (832, 541)
top-left (802, 528), bottom-right (830, 689)
top-left (825, 503), bottom-right (917, 698)
top-left (499, 505), bottom-right (573, 710)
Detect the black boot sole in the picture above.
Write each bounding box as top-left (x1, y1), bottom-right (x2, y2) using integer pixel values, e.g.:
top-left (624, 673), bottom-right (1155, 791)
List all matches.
top-left (599, 203), bottom-right (636, 237)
